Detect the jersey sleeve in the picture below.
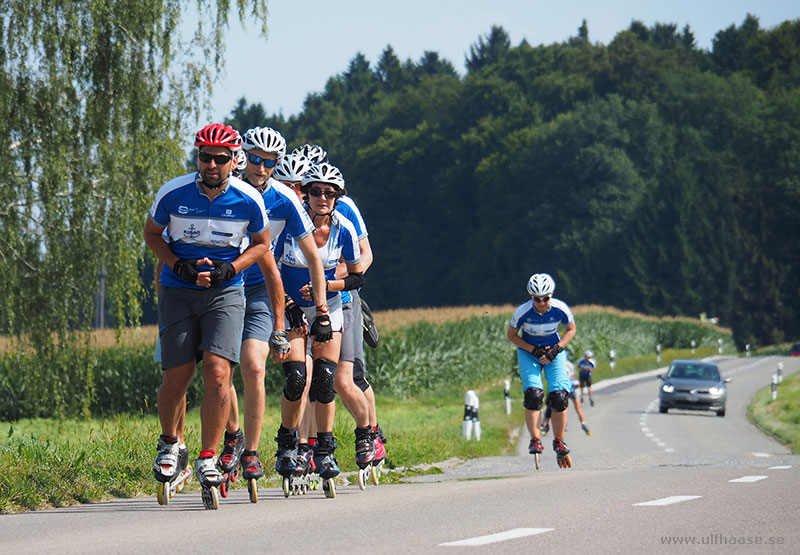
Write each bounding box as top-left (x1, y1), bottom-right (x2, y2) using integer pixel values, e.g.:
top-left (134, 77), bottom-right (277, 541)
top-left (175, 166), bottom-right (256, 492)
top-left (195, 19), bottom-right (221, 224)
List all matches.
top-left (509, 303), bottom-right (527, 329)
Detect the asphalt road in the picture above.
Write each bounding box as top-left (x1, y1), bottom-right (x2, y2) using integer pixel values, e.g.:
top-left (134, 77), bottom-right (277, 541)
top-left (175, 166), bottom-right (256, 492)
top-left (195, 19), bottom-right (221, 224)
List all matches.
top-left (2, 356), bottom-right (798, 554)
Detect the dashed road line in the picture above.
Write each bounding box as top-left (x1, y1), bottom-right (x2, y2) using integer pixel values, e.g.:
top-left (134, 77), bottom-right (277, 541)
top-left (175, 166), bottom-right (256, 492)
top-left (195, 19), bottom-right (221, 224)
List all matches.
top-left (633, 495), bottom-right (702, 506)
top-left (768, 465), bottom-right (792, 470)
top-left (440, 528), bottom-right (554, 547)
top-left (729, 475), bottom-right (768, 483)
top-left (639, 398), bottom-right (672, 453)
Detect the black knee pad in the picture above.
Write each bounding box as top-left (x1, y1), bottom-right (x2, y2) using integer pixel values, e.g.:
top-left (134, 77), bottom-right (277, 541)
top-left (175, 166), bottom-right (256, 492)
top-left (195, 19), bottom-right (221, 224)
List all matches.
top-left (548, 390), bottom-right (569, 412)
top-left (282, 360), bottom-right (307, 402)
top-left (352, 358), bottom-right (369, 392)
top-left (311, 358), bottom-right (337, 404)
top-left (523, 387), bottom-right (544, 410)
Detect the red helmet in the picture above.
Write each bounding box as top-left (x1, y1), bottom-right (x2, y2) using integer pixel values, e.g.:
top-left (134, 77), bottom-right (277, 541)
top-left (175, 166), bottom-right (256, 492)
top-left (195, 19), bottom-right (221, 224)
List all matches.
top-left (194, 123), bottom-right (242, 150)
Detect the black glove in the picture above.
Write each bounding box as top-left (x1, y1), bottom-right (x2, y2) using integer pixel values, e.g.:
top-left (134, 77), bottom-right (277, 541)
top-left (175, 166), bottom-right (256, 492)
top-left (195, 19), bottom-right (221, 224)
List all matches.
top-left (269, 330), bottom-right (290, 355)
top-left (285, 297), bottom-right (307, 330)
top-left (531, 346), bottom-right (547, 358)
top-left (209, 260), bottom-right (236, 286)
top-left (173, 258), bottom-right (200, 284)
top-left (311, 313), bottom-right (333, 343)
top-left (545, 344), bottom-right (564, 362)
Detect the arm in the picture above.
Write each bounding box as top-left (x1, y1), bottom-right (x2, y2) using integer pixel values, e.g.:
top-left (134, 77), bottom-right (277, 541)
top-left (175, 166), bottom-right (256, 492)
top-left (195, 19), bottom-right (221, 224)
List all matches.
top-left (506, 326), bottom-right (534, 353)
top-left (296, 234), bottom-right (328, 311)
top-left (144, 217), bottom-right (210, 287)
top-left (558, 321), bottom-right (576, 349)
top-left (326, 261), bottom-right (364, 292)
top-left (335, 236), bottom-right (372, 279)
top-left (257, 252), bottom-right (285, 333)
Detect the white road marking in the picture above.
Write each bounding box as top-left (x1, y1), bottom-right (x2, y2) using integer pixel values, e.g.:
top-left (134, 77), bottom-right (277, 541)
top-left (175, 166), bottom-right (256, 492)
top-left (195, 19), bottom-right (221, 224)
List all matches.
top-left (768, 465), bottom-right (792, 470)
top-left (440, 528), bottom-right (554, 547)
top-left (748, 452), bottom-right (772, 458)
top-left (633, 495), bottom-right (702, 506)
top-left (729, 475), bottom-right (768, 483)
top-left (639, 398), bottom-right (672, 453)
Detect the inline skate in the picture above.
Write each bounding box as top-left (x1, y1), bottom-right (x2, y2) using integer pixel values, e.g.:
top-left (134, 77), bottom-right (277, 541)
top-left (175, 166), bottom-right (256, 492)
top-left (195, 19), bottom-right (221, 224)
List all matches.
top-left (553, 437), bottom-right (572, 468)
top-left (240, 450), bottom-right (263, 503)
top-left (217, 429), bottom-right (244, 498)
top-left (195, 455), bottom-right (226, 509)
top-left (528, 437), bottom-right (543, 470)
top-left (313, 434), bottom-right (339, 498)
top-left (354, 426), bottom-right (376, 490)
top-left (154, 435), bottom-right (192, 505)
top-left (275, 427), bottom-right (298, 498)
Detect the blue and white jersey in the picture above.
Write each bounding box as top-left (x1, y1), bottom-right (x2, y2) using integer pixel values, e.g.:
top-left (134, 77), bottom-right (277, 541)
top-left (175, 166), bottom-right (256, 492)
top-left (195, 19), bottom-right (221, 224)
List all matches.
top-left (334, 195), bottom-right (368, 304)
top-left (577, 357), bottom-right (597, 374)
top-left (509, 298), bottom-right (574, 348)
top-left (275, 209), bottom-right (361, 307)
top-left (243, 178), bottom-right (314, 287)
top-left (148, 173), bottom-right (268, 290)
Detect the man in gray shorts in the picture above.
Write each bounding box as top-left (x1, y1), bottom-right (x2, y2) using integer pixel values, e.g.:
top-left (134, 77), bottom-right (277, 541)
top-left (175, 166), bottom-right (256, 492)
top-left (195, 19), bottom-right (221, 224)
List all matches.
top-left (144, 123), bottom-right (271, 492)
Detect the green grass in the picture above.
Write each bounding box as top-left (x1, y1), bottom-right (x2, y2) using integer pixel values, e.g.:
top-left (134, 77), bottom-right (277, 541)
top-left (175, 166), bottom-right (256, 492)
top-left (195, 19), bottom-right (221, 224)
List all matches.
top-left (747, 370), bottom-right (800, 454)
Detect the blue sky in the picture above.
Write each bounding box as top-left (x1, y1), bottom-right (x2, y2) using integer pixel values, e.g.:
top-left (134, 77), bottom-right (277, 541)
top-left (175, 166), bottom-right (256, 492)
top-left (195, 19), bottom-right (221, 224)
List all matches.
top-left (201, 0), bottom-right (799, 122)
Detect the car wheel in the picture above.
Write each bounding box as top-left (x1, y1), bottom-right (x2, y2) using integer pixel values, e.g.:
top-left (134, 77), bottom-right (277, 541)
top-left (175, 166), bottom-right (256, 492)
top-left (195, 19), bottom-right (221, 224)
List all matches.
top-left (659, 405), bottom-right (668, 414)
top-left (716, 406), bottom-right (726, 417)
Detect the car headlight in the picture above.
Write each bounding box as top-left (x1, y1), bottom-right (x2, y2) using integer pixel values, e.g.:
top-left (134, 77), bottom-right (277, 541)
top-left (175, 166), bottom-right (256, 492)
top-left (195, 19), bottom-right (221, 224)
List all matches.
top-left (661, 384), bottom-right (674, 393)
top-left (709, 386), bottom-right (724, 395)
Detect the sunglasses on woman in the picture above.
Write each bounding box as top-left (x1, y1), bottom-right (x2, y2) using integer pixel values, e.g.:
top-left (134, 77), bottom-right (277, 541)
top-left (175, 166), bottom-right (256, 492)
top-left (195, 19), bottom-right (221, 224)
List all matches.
top-left (308, 186), bottom-right (340, 200)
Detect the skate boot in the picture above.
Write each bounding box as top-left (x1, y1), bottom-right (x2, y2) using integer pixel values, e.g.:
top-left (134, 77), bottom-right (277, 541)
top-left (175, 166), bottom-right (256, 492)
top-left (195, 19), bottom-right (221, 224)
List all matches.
top-left (354, 426), bottom-right (376, 490)
top-left (291, 443), bottom-right (313, 495)
top-left (307, 438), bottom-right (320, 491)
top-left (153, 434), bottom-right (180, 483)
top-left (581, 422), bottom-right (591, 436)
top-left (195, 454), bottom-right (225, 510)
top-left (540, 422), bottom-right (550, 435)
top-left (369, 425), bottom-right (387, 485)
top-left (528, 437), bottom-right (543, 470)
top-left (217, 429), bottom-right (244, 477)
top-left (313, 433), bottom-right (340, 498)
top-left (240, 450), bottom-right (263, 503)
top-left (553, 437), bottom-right (572, 468)
top-left (590, 398), bottom-right (595, 407)
top-left (169, 444), bottom-right (192, 497)
top-left (275, 427), bottom-right (299, 497)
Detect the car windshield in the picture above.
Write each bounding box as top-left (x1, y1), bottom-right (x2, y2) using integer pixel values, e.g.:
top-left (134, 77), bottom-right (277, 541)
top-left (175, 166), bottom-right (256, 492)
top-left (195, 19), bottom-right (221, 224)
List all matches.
top-left (667, 364), bottom-right (720, 381)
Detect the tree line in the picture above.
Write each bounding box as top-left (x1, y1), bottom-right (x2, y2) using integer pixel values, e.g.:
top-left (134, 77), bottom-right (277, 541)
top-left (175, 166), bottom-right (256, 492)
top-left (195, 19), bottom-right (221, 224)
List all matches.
top-left (228, 16), bottom-right (800, 348)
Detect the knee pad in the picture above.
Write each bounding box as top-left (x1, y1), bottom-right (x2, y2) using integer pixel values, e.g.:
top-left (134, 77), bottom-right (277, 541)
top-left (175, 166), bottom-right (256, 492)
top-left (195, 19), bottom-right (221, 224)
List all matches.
top-left (548, 390), bottom-right (569, 412)
top-left (352, 358), bottom-right (369, 392)
top-left (282, 360), bottom-right (307, 402)
top-left (310, 358), bottom-right (337, 404)
top-left (523, 387), bottom-right (544, 410)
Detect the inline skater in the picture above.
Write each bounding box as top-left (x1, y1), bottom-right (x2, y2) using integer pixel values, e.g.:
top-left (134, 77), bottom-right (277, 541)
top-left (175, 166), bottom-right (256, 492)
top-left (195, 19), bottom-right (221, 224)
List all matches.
top-left (144, 123), bottom-right (270, 508)
top-left (578, 350), bottom-right (596, 406)
top-left (220, 128), bottom-right (328, 498)
top-left (506, 273), bottom-right (576, 468)
top-left (274, 162), bottom-right (367, 497)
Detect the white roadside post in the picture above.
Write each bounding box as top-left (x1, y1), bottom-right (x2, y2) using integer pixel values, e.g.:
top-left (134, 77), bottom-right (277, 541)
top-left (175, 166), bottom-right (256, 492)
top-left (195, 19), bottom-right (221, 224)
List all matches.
top-left (771, 374), bottom-right (778, 401)
top-left (656, 343), bottom-right (661, 364)
top-left (609, 349), bottom-right (617, 370)
top-left (777, 362), bottom-right (783, 384)
top-left (745, 344), bottom-right (751, 357)
top-left (462, 389), bottom-right (481, 441)
top-left (504, 379), bottom-right (512, 415)
top-left (718, 338), bottom-right (723, 354)
top-left (691, 339), bottom-right (697, 354)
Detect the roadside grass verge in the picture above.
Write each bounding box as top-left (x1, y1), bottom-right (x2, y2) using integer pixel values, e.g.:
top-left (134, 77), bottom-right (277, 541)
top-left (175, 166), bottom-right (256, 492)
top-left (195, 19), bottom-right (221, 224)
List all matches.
top-left (747, 369), bottom-right (800, 454)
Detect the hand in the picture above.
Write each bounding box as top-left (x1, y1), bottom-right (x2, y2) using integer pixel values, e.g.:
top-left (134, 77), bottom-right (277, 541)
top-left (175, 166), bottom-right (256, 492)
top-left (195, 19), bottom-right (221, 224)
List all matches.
top-left (544, 344), bottom-right (563, 362)
top-left (285, 297), bottom-right (308, 331)
top-left (172, 258), bottom-right (200, 285)
top-left (269, 330), bottom-right (290, 361)
top-left (209, 260), bottom-right (236, 286)
top-left (311, 313), bottom-right (333, 343)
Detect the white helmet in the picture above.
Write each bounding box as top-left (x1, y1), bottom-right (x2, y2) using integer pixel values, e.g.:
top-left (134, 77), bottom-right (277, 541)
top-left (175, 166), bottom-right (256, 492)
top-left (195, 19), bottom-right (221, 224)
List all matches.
top-left (242, 126), bottom-right (286, 159)
top-left (301, 163), bottom-right (346, 193)
top-left (234, 149), bottom-right (247, 172)
top-left (293, 143), bottom-right (328, 165)
top-left (527, 273), bottom-right (555, 297)
top-left (273, 153), bottom-right (312, 183)
top-left (584, 350), bottom-right (593, 358)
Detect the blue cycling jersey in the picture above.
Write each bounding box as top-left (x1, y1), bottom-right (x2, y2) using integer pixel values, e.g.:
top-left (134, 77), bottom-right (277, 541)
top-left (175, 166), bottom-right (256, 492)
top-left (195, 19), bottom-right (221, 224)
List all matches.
top-left (242, 178), bottom-right (314, 287)
top-left (334, 195), bottom-right (368, 304)
top-left (148, 173), bottom-right (268, 289)
top-left (578, 358), bottom-right (597, 374)
top-left (274, 209), bottom-right (361, 307)
top-left (509, 298), bottom-right (574, 347)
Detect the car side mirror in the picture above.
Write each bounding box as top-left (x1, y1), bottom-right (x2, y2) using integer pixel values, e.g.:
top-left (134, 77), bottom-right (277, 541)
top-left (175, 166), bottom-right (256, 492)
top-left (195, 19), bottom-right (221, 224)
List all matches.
top-left (724, 378), bottom-right (732, 383)
top-left (656, 374), bottom-right (664, 380)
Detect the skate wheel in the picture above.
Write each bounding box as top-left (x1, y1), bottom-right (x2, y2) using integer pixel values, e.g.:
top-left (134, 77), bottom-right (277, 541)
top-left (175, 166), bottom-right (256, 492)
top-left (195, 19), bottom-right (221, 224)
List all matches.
top-left (156, 481), bottom-right (169, 505)
top-left (323, 478), bottom-right (336, 498)
top-left (282, 476), bottom-right (291, 498)
top-left (248, 478), bottom-right (258, 503)
top-left (219, 476), bottom-right (230, 498)
top-left (565, 455), bottom-right (572, 468)
top-left (357, 468), bottom-right (367, 490)
top-left (534, 453), bottom-right (540, 470)
top-left (370, 464), bottom-right (379, 486)
top-left (202, 486), bottom-right (219, 510)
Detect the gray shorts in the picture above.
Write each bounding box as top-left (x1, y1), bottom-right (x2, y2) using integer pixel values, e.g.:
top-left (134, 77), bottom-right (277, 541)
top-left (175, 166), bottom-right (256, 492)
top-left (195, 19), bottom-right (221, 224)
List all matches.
top-left (158, 286), bottom-right (245, 368)
top-left (340, 299), bottom-right (356, 362)
top-left (242, 283), bottom-right (274, 342)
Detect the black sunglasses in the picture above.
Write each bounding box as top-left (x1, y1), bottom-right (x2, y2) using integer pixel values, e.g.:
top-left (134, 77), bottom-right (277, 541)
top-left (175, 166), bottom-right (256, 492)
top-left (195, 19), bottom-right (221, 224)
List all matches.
top-left (198, 151), bottom-right (232, 165)
top-left (533, 296), bottom-right (551, 303)
top-left (308, 186), bottom-right (340, 200)
top-left (247, 153), bottom-right (277, 168)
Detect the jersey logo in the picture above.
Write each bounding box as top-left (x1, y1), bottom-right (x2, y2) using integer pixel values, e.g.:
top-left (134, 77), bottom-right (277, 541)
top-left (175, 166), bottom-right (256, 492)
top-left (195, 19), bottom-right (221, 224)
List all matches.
top-left (224, 209), bottom-right (233, 217)
top-left (184, 224), bottom-right (200, 238)
top-left (178, 205), bottom-right (189, 215)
